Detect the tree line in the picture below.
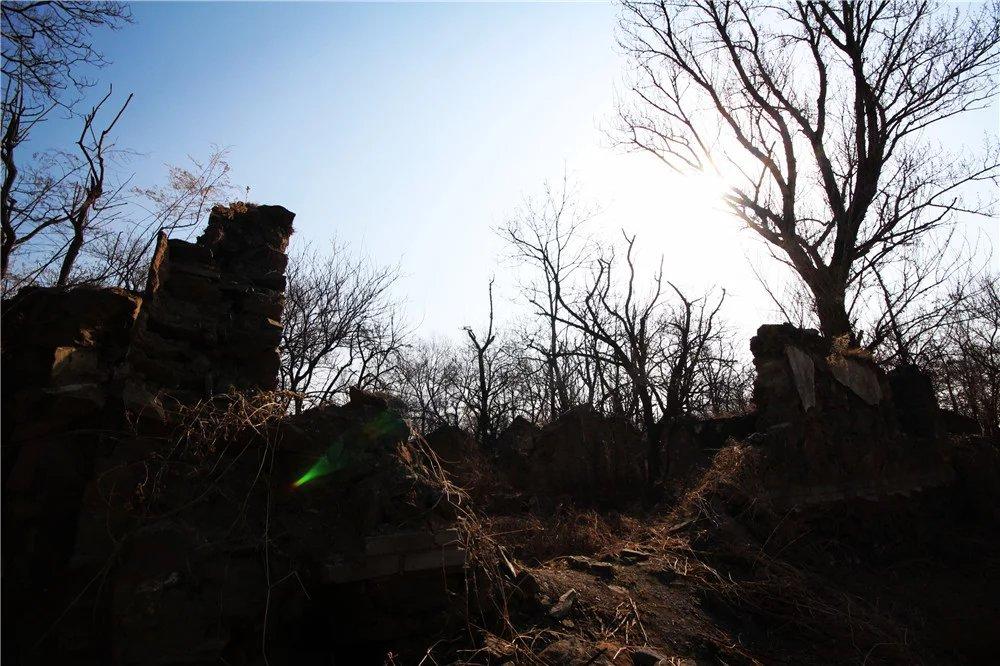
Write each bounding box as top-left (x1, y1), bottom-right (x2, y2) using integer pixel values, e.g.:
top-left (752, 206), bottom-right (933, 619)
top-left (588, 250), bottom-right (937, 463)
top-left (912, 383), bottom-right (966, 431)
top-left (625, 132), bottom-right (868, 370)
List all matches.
top-left (3, 2), bottom-right (998, 458)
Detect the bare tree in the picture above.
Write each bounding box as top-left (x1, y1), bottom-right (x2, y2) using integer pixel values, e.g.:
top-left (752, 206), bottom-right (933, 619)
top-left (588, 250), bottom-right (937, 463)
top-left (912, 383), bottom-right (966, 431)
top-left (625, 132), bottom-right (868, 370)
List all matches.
top-left (279, 241), bottom-right (401, 413)
top-left (1, 85), bottom-right (132, 289)
top-left (619, 0), bottom-right (1000, 339)
top-left (2, 1), bottom-right (132, 108)
top-left (463, 279), bottom-right (506, 447)
top-left (1, 1), bottom-right (137, 289)
top-left (929, 275), bottom-right (1000, 437)
top-left (662, 283), bottom-right (730, 419)
top-left (79, 149), bottom-right (235, 291)
top-left (548, 231), bottom-right (673, 485)
top-left (55, 88), bottom-right (131, 286)
top-left (392, 337), bottom-right (465, 433)
top-left (860, 234), bottom-right (983, 365)
top-left (500, 176), bottom-right (593, 420)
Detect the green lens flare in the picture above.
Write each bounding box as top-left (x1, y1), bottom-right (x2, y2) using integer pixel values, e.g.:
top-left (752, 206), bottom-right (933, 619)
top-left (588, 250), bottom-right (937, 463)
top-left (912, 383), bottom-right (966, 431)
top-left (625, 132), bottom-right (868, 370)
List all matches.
top-left (292, 455), bottom-right (333, 488)
top-left (292, 411), bottom-right (407, 489)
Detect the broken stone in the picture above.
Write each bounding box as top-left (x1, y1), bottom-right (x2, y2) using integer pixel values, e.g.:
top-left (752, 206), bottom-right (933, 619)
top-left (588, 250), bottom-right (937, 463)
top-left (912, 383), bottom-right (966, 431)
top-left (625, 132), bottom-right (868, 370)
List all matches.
top-left (566, 555), bottom-right (615, 579)
top-left (785, 345), bottom-right (816, 410)
top-left (548, 588), bottom-right (577, 620)
top-left (620, 548), bottom-right (651, 563)
top-left (632, 647), bottom-right (670, 665)
top-left (829, 356), bottom-right (882, 405)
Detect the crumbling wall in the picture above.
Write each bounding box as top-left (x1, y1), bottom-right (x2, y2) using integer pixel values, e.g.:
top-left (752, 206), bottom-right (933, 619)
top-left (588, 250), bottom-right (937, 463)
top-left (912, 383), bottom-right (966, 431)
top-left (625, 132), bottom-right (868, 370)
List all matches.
top-left (1, 203), bottom-right (296, 664)
top-left (497, 406), bottom-right (647, 503)
top-left (122, 203), bottom-right (294, 410)
top-left (749, 324), bottom-right (952, 504)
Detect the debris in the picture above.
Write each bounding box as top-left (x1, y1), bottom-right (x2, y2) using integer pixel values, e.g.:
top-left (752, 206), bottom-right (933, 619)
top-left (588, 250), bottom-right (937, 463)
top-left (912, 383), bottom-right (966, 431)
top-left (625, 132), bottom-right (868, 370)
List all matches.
top-left (631, 647), bottom-right (669, 665)
top-left (548, 588), bottom-right (578, 620)
top-left (620, 548), bottom-right (651, 563)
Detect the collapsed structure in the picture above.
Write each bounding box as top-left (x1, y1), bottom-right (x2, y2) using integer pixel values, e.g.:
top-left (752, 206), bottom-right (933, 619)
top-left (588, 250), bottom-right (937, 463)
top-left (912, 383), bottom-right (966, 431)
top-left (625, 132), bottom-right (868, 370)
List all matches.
top-left (2, 205), bottom-right (466, 664)
top-left (2, 202), bottom-right (994, 664)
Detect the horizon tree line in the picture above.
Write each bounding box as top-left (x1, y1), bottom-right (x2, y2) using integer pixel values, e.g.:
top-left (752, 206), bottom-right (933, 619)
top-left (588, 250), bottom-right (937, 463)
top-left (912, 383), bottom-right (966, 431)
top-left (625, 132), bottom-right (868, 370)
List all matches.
top-left (3, 1), bottom-right (997, 451)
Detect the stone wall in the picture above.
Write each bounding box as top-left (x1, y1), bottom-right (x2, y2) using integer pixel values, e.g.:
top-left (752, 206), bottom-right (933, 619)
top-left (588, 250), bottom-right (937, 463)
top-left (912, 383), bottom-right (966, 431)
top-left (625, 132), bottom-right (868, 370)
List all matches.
top-left (123, 203), bottom-right (294, 409)
top-left (1, 203), bottom-right (296, 664)
top-left (497, 406), bottom-right (647, 503)
top-left (749, 324), bottom-right (953, 505)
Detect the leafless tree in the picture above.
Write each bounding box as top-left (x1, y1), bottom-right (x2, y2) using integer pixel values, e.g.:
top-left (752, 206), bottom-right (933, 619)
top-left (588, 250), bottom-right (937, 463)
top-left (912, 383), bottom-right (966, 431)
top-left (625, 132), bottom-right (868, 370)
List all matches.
top-left (1, 85), bottom-right (132, 289)
top-left (546, 231), bottom-right (671, 485)
top-left (2, 1), bottom-right (131, 108)
top-left (500, 176), bottom-right (593, 420)
top-left (78, 149), bottom-right (235, 291)
top-left (928, 275), bottom-right (999, 437)
top-left (619, 0), bottom-right (1000, 339)
top-left (392, 337), bottom-right (465, 433)
top-left (860, 233), bottom-right (984, 365)
top-left (1, 1), bottom-right (138, 290)
top-left (463, 279), bottom-right (508, 447)
top-left (55, 88), bottom-right (131, 286)
top-left (278, 241), bottom-right (401, 413)
top-left (662, 283), bottom-right (731, 418)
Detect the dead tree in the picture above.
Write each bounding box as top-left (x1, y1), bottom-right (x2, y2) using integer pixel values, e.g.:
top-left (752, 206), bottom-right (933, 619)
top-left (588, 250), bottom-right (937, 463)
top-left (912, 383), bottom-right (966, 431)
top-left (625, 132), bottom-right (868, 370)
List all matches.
top-left (663, 284), bottom-right (728, 419)
top-left (929, 276), bottom-right (1000, 437)
top-left (551, 232), bottom-right (673, 487)
top-left (463, 279), bottom-right (503, 447)
top-left (2, 1), bottom-right (132, 108)
top-left (392, 338), bottom-right (464, 433)
top-left (279, 241), bottom-right (400, 413)
top-left (619, 0), bottom-right (1000, 339)
top-left (2, 1), bottom-right (132, 286)
top-left (55, 88), bottom-right (131, 286)
top-left (500, 176), bottom-right (593, 420)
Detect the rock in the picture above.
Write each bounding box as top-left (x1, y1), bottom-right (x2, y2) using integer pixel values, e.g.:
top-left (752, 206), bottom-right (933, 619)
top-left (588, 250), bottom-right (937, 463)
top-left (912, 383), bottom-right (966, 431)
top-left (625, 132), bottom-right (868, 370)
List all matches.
top-left (567, 555), bottom-right (615, 579)
top-left (620, 548), bottom-right (651, 563)
top-left (632, 647), bottom-right (670, 665)
top-left (539, 637), bottom-right (618, 665)
top-left (548, 588), bottom-right (577, 620)
top-left (829, 355), bottom-right (882, 405)
top-left (785, 345), bottom-right (816, 410)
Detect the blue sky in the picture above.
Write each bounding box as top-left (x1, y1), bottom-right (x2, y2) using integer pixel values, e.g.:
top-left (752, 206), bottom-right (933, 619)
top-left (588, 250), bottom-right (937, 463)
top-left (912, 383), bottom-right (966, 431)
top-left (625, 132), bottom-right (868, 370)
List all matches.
top-left (27, 1), bottom-right (999, 342)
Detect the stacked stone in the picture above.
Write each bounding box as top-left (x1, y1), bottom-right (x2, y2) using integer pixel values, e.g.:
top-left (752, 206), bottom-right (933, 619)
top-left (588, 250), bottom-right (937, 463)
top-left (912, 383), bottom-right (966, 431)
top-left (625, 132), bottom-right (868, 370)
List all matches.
top-left (497, 406), bottom-right (647, 503)
top-left (124, 203), bottom-right (294, 405)
top-left (749, 324), bottom-right (951, 504)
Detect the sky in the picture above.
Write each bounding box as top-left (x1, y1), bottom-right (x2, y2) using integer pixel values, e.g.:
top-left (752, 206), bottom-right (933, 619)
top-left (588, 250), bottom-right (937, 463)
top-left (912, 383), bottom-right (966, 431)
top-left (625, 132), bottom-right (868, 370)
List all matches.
top-left (27, 0), bottom-right (1000, 344)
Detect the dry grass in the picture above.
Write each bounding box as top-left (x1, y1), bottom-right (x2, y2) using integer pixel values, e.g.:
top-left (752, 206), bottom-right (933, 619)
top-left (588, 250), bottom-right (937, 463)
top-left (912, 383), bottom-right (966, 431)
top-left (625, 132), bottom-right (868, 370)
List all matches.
top-left (479, 508), bottom-right (648, 564)
top-left (211, 200), bottom-right (257, 218)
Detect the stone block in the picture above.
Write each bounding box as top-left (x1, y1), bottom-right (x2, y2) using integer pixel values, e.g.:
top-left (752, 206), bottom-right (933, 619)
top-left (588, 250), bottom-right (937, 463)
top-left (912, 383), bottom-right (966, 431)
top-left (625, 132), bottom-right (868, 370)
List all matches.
top-left (366, 530), bottom-right (436, 555)
top-left (401, 547), bottom-right (466, 572)
top-left (325, 553), bottom-right (402, 583)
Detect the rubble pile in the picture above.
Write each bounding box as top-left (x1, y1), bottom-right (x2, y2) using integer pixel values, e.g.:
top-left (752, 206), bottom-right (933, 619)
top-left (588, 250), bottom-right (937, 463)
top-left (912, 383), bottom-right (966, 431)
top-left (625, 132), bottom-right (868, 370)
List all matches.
top-left (1, 204), bottom-right (468, 664)
top-left (2, 203), bottom-right (996, 664)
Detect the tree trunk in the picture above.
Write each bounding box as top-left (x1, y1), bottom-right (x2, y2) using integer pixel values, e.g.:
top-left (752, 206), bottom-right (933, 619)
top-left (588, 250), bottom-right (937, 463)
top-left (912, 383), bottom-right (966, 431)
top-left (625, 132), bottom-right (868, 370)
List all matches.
top-left (56, 223), bottom-right (85, 287)
top-left (639, 391), bottom-right (663, 490)
top-left (811, 277), bottom-right (853, 341)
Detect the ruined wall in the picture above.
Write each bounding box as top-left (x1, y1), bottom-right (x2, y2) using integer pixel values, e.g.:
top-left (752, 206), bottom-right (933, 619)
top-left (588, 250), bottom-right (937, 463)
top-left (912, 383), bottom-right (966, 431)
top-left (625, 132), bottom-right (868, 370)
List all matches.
top-left (749, 324), bottom-right (953, 505)
top-left (497, 406), bottom-right (647, 503)
top-left (1, 203), bottom-right (296, 664)
top-left (122, 203), bottom-right (294, 411)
